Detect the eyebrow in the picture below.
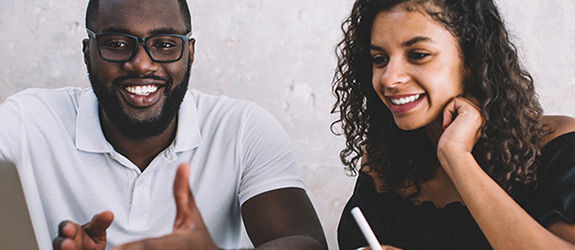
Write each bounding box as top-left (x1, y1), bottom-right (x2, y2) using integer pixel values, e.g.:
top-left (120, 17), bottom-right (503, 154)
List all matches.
top-left (100, 27), bottom-right (186, 36)
top-left (402, 36), bottom-right (432, 47)
top-left (370, 36), bottom-right (433, 51)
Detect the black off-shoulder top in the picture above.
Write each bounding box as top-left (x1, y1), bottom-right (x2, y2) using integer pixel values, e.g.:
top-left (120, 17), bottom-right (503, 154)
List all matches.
top-left (338, 132), bottom-right (575, 250)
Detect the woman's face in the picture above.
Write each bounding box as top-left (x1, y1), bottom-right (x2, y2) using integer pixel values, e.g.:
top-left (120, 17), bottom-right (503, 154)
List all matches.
top-left (370, 6), bottom-right (466, 131)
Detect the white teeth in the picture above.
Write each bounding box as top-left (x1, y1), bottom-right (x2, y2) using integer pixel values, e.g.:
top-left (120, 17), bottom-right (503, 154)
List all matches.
top-left (125, 85), bottom-right (159, 96)
top-left (390, 94), bottom-right (421, 105)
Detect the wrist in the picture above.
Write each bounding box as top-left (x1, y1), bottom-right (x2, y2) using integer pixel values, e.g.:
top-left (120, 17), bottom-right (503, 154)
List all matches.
top-left (437, 144), bottom-right (470, 160)
top-left (437, 148), bottom-right (476, 173)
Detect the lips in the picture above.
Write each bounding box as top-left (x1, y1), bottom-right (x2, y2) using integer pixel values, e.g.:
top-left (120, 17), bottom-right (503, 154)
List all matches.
top-left (117, 79), bottom-right (165, 108)
top-left (389, 94), bottom-right (422, 105)
top-left (125, 85), bottom-right (159, 96)
top-left (386, 93), bottom-right (424, 113)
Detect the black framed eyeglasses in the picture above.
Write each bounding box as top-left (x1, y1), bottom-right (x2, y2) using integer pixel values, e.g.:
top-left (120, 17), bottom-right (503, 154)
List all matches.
top-left (86, 29), bottom-right (193, 63)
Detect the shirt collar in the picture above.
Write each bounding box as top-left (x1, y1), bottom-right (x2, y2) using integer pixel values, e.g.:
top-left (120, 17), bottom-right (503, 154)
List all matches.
top-left (172, 91), bottom-right (202, 152)
top-left (76, 89), bottom-right (202, 153)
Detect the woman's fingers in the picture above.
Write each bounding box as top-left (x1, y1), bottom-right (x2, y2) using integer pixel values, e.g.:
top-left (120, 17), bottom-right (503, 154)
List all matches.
top-left (355, 245), bottom-right (404, 250)
top-left (442, 96), bottom-right (480, 129)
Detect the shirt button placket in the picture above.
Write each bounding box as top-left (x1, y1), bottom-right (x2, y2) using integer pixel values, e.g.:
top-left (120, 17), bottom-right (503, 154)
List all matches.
top-left (128, 177), bottom-right (150, 231)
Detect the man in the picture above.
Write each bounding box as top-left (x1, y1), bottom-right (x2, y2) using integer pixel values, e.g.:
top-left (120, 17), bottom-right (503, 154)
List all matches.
top-left (0, 0), bottom-right (327, 249)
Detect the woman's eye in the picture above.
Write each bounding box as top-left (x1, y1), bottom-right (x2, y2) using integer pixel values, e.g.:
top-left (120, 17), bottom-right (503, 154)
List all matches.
top-left (372, 56), bottom-right (389, 67)
top-left (408, 52), bottom-right (430, 60)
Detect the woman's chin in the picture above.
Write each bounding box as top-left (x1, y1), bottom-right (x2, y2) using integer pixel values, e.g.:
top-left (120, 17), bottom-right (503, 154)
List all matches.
top-left (394, 120), bottom-right (424, 131)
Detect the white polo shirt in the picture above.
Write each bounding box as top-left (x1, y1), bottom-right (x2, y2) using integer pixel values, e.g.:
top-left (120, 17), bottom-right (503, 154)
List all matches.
top-left (0, 87), bottom-right (304, 249)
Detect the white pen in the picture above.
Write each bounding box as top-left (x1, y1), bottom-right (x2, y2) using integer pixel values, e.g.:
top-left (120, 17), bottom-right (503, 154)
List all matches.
top-left (351, 206), bottom-right (383, 250)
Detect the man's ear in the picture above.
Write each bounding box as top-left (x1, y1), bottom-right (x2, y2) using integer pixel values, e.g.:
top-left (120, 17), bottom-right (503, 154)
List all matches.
top-left (188, 38), bottom-right (196, 64)
top-left (82, 38), bottom-right (90, 65)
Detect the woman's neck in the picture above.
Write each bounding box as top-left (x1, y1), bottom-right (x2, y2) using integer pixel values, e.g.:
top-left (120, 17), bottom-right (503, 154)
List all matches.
top-left (425, 117), bottom-right (444, 148)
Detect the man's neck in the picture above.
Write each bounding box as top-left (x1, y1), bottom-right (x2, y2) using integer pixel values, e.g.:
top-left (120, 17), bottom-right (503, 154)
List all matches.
top-left (100, 114), bottom-right (178, 172)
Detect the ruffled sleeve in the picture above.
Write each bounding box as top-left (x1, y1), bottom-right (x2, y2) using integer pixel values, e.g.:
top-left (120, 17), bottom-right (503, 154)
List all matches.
top-left (530, 132), bottom-right (575, 226)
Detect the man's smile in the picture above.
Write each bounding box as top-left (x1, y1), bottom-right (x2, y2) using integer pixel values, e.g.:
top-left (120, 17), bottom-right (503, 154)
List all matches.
top-left (124, 85), bottom-right (160, 96)
top-left (113, 76), bottom-right (169, 108)
top-left (118, 83), bottom-right (166, 108)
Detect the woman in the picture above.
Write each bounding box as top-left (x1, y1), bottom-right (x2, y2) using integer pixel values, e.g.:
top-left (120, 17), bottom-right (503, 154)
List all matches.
top-left (332, 0), bottom-right (575, 249)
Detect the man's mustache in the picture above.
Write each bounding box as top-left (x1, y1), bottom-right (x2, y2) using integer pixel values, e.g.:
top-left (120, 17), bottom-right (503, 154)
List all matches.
top-left (112, 74), bottom-right (170, 86)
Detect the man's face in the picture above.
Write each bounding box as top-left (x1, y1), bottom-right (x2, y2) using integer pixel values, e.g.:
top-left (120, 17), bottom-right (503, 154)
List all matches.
top-left (83, 0), bottom-right (194, 140)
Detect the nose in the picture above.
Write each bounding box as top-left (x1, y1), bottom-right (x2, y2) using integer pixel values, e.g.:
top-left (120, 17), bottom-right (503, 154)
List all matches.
top-left (122, 44), bottom-right (160, 74)
top-left (378, 58), bottom-right (410, 89)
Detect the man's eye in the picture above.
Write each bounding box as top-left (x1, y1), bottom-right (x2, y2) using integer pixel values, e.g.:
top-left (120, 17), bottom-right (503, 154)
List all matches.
top-left (372, 56), bottom-right (389, 67)
top-left (408, 52), bottom-right (430, 60)
top-left (101, 41), bottom-right (129, 50)
top-left (155, 43), bottom-right (174, 48)
top-left (152, 40), bottom-right (179, 50)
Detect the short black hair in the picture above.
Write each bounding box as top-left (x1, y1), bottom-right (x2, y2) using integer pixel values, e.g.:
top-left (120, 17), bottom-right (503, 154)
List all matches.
top-left (85, 0), bottom-right (192, 32)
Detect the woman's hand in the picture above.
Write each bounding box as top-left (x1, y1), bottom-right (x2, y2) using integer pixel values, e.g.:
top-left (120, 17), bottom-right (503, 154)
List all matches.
top-left (437, 96), bottom-right (484, 158)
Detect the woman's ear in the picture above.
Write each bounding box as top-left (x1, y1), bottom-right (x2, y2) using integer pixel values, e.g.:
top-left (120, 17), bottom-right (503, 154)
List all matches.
top-left (462, 73), bottom-right (483, 109)
top-left (461, 64), bottom-right (479, 100)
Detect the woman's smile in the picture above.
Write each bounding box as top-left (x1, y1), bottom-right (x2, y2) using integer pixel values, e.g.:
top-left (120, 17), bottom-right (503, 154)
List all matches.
top-left (385, 93), bottom-right (425, 113)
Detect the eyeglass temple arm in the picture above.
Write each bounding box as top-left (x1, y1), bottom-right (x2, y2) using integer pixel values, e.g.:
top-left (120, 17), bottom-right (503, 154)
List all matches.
top-left (86, 29), bottom-right (96, 39)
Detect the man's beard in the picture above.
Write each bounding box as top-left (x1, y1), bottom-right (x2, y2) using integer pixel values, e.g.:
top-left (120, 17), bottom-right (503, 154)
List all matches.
top-left (87, 61), bottom-right (191, 140)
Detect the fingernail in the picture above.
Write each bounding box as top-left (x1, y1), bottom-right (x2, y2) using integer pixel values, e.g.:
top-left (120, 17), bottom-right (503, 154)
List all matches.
top-left (355, 247), bottom-right (367, 250)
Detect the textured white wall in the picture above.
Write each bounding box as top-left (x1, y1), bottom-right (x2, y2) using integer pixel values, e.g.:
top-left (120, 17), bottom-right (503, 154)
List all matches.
top-left (1, 1), bottom-right (574, 249)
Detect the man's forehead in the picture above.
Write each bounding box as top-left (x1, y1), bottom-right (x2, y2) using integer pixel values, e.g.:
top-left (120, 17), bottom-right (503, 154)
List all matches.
top-left (93, 0), bottom-right (187, 34)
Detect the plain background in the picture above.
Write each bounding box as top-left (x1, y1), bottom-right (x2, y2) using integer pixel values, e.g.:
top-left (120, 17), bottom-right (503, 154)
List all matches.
top-left (1, 0), bottom-right (574, 249)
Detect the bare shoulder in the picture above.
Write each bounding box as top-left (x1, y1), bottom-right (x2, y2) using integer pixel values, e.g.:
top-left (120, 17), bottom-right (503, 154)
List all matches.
top-left (541, 115), bottom-right (575, 145)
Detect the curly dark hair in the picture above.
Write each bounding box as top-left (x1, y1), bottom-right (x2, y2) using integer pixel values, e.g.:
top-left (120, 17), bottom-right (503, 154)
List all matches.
top-left (331, 0), bottom-right (548, 195)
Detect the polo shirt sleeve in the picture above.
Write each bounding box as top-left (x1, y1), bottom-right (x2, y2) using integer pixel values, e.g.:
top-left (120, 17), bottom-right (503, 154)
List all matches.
top-left (237, 104), bottom-right (304, 205)
top-left (0, 92), bottom-right (53, 249)
top-left (0, 96), bottom-right (25, 163)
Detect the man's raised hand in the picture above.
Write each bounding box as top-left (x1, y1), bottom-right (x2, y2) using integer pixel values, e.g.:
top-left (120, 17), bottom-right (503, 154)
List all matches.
top-left (114, 163), bottom-right (219, 250)
top-left (53, 210), bottom-right (114, 250)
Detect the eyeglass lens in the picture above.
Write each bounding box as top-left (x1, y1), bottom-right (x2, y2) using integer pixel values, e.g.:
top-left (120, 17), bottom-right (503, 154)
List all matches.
top-left (97, 35), bottom-right (184, 62)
